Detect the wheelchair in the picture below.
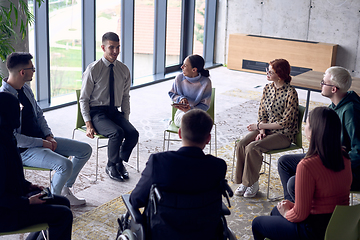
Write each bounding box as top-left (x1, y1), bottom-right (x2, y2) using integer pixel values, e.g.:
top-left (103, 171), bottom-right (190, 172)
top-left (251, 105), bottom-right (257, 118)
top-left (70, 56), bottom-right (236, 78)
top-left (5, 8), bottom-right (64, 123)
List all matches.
top-left (116, 180), bottom-right (236, 240)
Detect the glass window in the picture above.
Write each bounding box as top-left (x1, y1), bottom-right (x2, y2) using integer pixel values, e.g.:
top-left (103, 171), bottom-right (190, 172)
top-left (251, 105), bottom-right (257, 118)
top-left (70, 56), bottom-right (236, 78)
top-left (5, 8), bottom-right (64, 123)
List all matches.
top-left (28, 0), bottom-right (37, 95)
top-left (27, 0), bottom-right (216, 108)
top-left (133, 0), bottom-right (154, 86)
top-left (96, 0), bottom-right (121, 60)
top-left (165, 0), bottom-right (182, 67)
top-left (48, 0), bottom-right (82, 103)
top-left (193, 0), bottom-right (205, 55)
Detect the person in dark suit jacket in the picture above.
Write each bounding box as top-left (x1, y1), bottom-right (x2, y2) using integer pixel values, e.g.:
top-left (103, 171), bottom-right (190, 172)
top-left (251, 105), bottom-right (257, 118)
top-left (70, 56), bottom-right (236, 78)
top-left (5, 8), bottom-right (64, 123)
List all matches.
top-left (0, 92), bottom-right (73, 240)
top-left (129, 109), bottom-right (227, 239)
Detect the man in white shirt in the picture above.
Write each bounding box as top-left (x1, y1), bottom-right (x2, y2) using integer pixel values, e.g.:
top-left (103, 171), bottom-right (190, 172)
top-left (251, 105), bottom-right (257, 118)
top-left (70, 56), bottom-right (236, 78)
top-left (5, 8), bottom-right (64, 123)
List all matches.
top-left (80, 32), bottom-right (139, 182)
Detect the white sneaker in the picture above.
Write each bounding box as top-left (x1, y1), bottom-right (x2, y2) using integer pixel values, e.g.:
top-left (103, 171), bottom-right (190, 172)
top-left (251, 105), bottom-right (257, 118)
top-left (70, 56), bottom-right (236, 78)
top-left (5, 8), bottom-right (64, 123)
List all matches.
top-left (234, 184), bottom-right (247, 196)
top-left (244, 182), bottom-right (259, 198)
top-left (61, 187), bottom-right (86, 206)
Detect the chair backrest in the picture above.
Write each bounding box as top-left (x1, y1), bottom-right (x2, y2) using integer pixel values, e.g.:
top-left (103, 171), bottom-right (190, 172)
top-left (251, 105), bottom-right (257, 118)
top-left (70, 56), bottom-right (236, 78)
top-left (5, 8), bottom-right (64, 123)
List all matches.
top-left (146, 184), bottom-right (224, 240)
top-left (75, 89), bottom-right (86, 129)
top-left (324, 204), bottom-right (360, 240)
top-left (294, 105), bottom-right (305, 147)
top-left (171, 88), bottom-right (215, 122)
top-left (207, 88), bottom-right (215, 121)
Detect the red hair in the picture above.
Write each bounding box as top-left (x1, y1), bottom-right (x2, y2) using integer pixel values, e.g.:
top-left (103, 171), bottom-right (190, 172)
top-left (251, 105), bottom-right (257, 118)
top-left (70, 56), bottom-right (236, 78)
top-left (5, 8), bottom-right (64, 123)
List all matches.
top-left (270, 59), bottom-right (292, 83)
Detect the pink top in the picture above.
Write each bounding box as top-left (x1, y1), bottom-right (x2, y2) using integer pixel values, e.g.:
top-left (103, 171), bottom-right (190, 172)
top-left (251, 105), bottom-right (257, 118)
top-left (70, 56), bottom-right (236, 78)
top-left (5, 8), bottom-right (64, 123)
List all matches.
top-left (286, 154), bottom-right (352, 223)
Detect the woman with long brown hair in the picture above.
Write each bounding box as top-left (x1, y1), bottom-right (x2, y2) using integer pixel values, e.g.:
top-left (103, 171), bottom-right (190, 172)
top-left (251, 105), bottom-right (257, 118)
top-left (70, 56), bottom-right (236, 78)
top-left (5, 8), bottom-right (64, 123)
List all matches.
top-left (252, 107), bottom-right (352, 240)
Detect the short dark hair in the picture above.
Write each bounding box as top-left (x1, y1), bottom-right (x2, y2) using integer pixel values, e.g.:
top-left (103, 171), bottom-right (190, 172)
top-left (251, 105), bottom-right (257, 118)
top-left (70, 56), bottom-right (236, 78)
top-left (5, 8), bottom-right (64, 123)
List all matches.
top-left (102, 32), bottom-right (119, 44)
top-left (181, 109), bottom-right (213, 144)
top-left (6, 52), bottom-right (33, 72)
top-left (306, 106), bottom-right (346, 172)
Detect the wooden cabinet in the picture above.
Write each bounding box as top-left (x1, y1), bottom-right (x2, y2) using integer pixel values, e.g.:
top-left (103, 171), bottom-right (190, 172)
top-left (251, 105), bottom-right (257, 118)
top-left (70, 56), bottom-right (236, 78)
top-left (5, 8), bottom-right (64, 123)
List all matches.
top-left (227, 34), bottom-right (338, 75)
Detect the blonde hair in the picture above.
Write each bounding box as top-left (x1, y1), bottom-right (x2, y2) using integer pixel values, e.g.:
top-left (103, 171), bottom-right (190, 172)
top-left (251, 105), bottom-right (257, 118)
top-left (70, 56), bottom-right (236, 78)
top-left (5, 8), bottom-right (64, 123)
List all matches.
top-left (325, 66), bottom-right (352, 92)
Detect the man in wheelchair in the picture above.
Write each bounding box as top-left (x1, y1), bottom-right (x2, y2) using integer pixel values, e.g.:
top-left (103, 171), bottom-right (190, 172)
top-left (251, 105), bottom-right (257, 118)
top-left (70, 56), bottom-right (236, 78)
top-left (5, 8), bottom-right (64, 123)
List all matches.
top-left (117, 109), bottom-right (236, 240)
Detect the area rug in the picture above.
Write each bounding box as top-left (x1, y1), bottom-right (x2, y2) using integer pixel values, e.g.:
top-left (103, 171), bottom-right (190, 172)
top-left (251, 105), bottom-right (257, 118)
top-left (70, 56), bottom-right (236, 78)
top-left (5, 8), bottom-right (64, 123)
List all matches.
top-left (70, 90), bottom-right (333, 240)
top-left (72, 195), bottom-right (127, 240)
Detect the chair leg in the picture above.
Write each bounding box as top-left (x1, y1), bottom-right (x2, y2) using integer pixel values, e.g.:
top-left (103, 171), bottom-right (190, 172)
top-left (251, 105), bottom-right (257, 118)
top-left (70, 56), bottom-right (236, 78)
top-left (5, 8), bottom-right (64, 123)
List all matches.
top-left (49, 170), bottom-right (52, 190)
top-left (167, 132), bottom-right (170, 151)
top-left (209, 138), bottom-right (212, 155)
top-left (136, 142), bottom-right (139, 172)
top-left (231, 141), bottom-right (236, 182)
top-left (266, 154), bottom-right (271, 200)
top-left (123, 142), bottom-right (140, 172)
top-left (71, 129), bottom-right (76, 140)
top-left (163, 130), bottom-right (166, 152)
top-left (95, 138), bottom-right (99, 182)
top-left (214, 124), bottom-right (217, 157)
top-left (265, 154), bottom-right (283, 201)
top-left (41, 229), bottom-right (49, 240)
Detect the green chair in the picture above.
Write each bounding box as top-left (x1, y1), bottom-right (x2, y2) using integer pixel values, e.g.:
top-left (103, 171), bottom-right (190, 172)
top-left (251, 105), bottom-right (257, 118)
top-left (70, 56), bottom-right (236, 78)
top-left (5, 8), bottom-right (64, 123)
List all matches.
top-left (324, 204), bottom-right (360, 240)
top-left (72, 90), bottom-right (140, 182)
top-left (23, 166), bottom-right (52, 188)
top-left (231, 105), bottom-right (305, 201)
top-left (0, 223), bottom-right (49, 239)
top-left (162, 88), bottom-right (217, 156)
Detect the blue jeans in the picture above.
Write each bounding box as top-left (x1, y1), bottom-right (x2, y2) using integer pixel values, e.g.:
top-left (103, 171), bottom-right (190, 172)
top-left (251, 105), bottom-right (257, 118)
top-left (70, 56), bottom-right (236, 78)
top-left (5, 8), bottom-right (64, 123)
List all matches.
top-left (21, 137), bottom-right (92, 195)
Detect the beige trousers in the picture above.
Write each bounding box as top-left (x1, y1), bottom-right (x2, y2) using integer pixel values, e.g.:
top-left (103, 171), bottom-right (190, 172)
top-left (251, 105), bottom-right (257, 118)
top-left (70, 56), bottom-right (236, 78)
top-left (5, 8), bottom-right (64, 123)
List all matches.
top-left (235, 131), bottom-right (291, 187)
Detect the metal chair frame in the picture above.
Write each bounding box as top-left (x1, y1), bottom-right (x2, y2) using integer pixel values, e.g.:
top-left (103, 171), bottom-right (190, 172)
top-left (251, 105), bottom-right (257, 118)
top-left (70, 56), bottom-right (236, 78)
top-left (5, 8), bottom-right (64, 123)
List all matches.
top-left (0, 223), bottom-right (49, 239)
top-left (231, 105), bottom-right (305, 201)
top-left (73, 90), bottom-right (139, 182)
top-left (163, 88), bottom-right (217, 156)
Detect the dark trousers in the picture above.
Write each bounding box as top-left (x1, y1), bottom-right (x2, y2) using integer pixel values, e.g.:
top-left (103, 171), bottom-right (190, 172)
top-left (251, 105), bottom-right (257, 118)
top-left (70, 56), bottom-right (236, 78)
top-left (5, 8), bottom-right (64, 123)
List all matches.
top-left (277, 153), bottom-right (305, 200)
top-left (252, 206), bottom-right (331, 240)
top-left (278, 153), bottom-right (360, 201)
top-left (90, 106), bottom-right (139, 165)
top-left (0, 195), bottom-right (72, 240)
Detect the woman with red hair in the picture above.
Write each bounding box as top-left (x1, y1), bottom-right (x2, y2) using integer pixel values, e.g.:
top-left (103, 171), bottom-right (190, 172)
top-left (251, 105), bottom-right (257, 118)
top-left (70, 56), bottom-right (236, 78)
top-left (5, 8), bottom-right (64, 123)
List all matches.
top-left (234, 59), bottom-right (299, 198)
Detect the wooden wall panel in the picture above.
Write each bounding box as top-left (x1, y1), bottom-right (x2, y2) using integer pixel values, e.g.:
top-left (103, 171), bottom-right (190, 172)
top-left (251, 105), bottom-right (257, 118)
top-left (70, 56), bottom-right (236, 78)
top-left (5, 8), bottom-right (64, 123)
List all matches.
top-left (227, 34), bottom-right (338, 74)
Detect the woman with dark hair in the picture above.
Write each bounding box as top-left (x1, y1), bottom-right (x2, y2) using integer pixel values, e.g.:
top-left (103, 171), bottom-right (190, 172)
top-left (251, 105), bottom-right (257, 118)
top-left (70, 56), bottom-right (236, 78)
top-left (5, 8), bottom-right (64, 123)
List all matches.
top-left (168, 54), bottom-right (212, 127)
top-left (234, 59), bottom-right (299, 198)
top-left (252, 106), bottom-right (352, 240)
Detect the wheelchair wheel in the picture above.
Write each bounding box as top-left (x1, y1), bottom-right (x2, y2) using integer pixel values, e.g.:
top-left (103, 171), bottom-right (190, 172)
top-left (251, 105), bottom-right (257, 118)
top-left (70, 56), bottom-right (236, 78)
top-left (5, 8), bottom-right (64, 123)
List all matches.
top-left (117, 229), bottom-right (136, 240)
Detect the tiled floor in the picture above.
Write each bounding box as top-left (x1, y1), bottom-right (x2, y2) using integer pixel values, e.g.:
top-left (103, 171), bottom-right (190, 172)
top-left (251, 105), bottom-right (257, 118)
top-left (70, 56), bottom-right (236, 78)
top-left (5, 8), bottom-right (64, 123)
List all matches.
top-left (3, 66), bottom-right (338, 239)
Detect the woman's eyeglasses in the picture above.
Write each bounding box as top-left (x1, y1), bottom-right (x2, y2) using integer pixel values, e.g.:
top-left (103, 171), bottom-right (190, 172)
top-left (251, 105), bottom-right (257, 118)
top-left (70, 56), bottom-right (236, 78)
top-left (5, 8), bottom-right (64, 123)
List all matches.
top-left (265, 67), bottom-right (275, 76)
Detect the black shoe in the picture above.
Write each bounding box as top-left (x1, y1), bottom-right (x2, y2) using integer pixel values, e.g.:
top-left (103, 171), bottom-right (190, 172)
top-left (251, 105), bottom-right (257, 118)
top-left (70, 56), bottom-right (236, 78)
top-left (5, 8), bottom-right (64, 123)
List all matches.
top-left (106, 165), bottom-right (124, 182)
top-left (117, 162), bottom-right (129, 180)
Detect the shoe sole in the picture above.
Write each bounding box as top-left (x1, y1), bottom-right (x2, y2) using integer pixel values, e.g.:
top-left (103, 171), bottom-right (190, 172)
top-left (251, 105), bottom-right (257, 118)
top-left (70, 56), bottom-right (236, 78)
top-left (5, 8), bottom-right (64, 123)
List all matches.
top-left (243, 189), bottom-right (259, 198)
top-left (70, 201), bottom-right (86, 206)
top-left (106, 168), bottom-right (125, 182)
top-left (234, 191), bottom-right (245, 196)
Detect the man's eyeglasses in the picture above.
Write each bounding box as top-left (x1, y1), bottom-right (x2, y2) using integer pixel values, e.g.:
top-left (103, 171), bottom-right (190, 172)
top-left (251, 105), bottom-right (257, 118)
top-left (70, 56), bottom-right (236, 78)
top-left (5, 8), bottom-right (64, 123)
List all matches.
top-left (22, 67), bottom-right (36, 72)
top-left (320, 80), bottom-right (338, 89)
top-left (265, 67), bottom-right (275, 76)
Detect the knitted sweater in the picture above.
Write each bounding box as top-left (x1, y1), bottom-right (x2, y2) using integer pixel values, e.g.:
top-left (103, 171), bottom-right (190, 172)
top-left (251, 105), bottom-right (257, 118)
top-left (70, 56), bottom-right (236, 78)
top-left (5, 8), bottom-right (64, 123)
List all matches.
top-left (329, 91), bottom-right (360, 169)
top-left (286, 154), bottom-right (352, 223)
top-left (168, 73), bottom-right (212, 111)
